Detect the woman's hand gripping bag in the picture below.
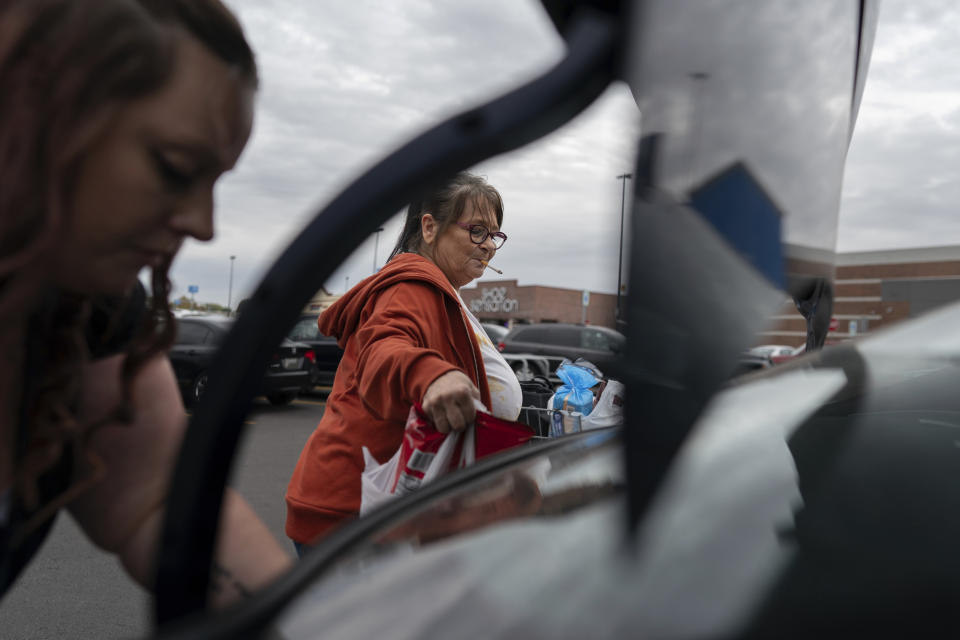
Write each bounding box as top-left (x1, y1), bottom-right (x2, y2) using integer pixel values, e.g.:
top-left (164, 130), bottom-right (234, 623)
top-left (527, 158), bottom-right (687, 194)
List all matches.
top-left (360, 402), bottom-right (534, 515)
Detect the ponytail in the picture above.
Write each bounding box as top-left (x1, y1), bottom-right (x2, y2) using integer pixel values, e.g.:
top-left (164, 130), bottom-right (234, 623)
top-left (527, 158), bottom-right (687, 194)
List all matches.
top-left (388, 200), bottom-right (423, 261)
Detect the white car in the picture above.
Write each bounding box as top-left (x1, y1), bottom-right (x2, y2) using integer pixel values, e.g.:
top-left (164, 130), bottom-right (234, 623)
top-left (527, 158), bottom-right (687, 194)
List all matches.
top-left (747, 344), bottom-right (798, 360)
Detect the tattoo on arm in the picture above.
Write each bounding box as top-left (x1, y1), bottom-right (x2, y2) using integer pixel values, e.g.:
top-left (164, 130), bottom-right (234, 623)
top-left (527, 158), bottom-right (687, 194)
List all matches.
top-left (210, 562), bottom-right (253, 600)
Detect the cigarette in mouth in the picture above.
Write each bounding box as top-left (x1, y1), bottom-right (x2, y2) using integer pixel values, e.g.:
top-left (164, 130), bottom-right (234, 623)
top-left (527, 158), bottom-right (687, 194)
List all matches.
top-left (480, 260), bottom-right (502, 274)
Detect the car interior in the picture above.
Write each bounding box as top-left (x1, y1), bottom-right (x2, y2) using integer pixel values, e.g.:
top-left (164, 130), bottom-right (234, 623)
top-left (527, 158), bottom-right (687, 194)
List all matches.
top-left (144, 2), bottom-right (960, 639)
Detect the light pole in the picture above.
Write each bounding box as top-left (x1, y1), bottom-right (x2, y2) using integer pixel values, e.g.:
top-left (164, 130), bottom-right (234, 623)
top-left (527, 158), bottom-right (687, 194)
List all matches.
top-left (372, 227), bottom-right (384, 274)
top-left (227, 255), bottom-right (236, 314)
top-left (615, 173), bottom-right (632, 325)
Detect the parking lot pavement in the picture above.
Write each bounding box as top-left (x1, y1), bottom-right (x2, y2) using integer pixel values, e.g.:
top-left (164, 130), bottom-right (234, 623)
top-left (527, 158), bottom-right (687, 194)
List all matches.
top-left (0, 391), bottom-right (328, 639)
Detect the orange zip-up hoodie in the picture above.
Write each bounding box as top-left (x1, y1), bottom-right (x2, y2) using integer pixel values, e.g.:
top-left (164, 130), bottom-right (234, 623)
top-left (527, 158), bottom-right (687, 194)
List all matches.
top-left (285, 252), bottom-right (491, 543)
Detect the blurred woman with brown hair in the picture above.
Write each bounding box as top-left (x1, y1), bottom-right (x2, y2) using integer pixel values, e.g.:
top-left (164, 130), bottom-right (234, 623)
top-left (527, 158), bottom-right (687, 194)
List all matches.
top-left (0, 0), bottom-right (290, 605)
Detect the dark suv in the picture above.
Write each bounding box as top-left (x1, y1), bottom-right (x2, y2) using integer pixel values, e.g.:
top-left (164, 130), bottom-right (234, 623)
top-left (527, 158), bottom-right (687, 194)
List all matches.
top-left (287, 314), bottom-right (344, 388)
top-left (169, 316), bottom-right (312, 406)
top-left (499, 323), bottom-right (625, 374)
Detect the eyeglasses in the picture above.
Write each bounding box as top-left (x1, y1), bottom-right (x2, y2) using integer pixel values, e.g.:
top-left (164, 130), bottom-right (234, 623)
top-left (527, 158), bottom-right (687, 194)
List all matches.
top-left (455, 222), bottom-right (507, 249)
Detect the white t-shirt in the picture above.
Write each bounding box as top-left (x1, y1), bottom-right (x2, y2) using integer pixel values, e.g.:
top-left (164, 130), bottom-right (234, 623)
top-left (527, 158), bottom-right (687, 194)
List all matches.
top-left (457, 295), bottom-right (523, 420)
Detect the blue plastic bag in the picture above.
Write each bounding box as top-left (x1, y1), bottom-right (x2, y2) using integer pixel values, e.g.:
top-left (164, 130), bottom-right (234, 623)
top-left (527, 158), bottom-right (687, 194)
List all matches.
top-left (550, 360), bottom-right (600, 416)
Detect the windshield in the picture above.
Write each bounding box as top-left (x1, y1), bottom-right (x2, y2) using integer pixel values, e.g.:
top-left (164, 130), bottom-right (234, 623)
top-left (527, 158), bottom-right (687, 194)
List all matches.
top-left (289, 316), bottom-right (322, 341)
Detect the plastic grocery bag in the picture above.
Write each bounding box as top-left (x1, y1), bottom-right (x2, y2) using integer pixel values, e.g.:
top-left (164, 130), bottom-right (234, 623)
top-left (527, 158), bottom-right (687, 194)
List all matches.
top-left (580, 379), bottom-right (625, 430)
top-left (550, 360), bottom-right (600, 416)
top-left (569, 358), bottom-right (604, 380)
top-left (360, 402), bottom-right (534, 515)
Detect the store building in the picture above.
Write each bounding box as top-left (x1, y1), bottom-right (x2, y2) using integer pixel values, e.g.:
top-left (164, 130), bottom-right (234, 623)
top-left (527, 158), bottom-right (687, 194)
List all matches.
top-left (305, 281), bottom-right (618, 328)
top-left (459, 279), bottom-right (618, 329)
top-left (308, 245), bottom-right (960, 342)
top-left (762, 245), bottom-right (960, 346)
top-left (304, 287), bottom-right (340, 314)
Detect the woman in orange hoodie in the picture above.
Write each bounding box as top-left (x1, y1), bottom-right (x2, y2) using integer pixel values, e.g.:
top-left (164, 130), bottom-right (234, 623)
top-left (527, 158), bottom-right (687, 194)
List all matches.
top-left (285, 173), bottom-right (523, 550)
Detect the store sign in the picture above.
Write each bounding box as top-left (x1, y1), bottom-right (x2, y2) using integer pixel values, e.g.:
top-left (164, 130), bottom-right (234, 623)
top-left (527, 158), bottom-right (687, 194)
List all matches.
top-left (470, 286), bottom-right (519, 313)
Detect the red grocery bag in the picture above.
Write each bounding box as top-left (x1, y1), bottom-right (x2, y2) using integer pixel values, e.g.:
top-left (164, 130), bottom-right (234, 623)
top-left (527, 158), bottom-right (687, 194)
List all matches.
top-left (360, 402), bottom-right (534, 515)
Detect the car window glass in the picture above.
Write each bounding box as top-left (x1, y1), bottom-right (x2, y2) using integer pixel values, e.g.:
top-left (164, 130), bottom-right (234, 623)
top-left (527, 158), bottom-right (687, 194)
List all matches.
top-left (556, 327), bottom-right (581, 347)
top-left (290, 316), bottom-right (321, 341)
top-left (513, 327), bottom-right (543, 343)
top-left (483, 324), bottom-right (507, 342)
top-left (581, 329), bottom-right (610, 351)
top-left (175, 322), bottom-right (210, 346)
top-left (207, 327), bottom-right (227, 346)
top-left (610, 332), bottom-right (625, 351)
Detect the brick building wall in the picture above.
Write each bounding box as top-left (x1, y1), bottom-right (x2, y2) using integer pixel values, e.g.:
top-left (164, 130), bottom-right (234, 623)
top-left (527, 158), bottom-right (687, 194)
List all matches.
top-left (311, 246), bottom-right (960, 342)
top-left (304, 287), bottom-right (340, 314)
top-left (760, 245), bottom-right (960, 347)
top-left (460, 279), bottom-right (618, 329)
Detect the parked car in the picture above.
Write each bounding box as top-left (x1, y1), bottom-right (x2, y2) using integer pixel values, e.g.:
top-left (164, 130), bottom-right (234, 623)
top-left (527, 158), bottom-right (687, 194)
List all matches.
top-left (500, 352), bottom-right (552, 382)
top-left (287, 314), bottom-right (344, 388)
top-left (498, 323), bottom-right (625, 375)
top-left (481, 322), bottom-right (509, 344)
top-left (732, 351), bottom-right (773, 376)
top-left (734, 344), bottom-right (797, 375)
top-left (770, 343), bottom-right (806, 365)
top-left (747, 344), bottom-right (797, 361)
top-left (169, 316), bottom-right (311, 406)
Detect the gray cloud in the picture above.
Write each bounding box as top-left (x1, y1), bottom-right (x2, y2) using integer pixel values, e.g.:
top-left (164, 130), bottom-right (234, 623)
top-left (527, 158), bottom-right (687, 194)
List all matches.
top-left (170, 0), bottom-right (635, 307)
top-left (164, 0), bottom-right (946, 308)
top-left (838, 0), bottom-right (960, 251)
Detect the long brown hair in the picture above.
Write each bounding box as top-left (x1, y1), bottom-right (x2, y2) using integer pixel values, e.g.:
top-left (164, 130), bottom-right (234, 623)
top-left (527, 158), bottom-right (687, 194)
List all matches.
top-left (0, 0), bottom-right (257, 531)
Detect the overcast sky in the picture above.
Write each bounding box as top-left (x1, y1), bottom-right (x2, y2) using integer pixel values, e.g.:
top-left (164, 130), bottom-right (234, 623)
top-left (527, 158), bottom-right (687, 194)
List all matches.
top-left (163, 1), bottom-right (958, 307)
